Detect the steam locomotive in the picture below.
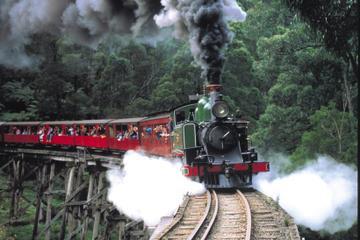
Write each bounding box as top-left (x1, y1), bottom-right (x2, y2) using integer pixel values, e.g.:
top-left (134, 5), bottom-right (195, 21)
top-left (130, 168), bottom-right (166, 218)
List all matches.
top-left (167, 84), bottom-right (269, 188)
top-left (0, 84), bottom-right (269, 188)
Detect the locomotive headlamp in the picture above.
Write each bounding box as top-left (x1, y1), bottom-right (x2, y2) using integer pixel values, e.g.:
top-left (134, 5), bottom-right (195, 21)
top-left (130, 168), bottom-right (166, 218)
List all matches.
top-left (212, 101), bottom-right (229, 119)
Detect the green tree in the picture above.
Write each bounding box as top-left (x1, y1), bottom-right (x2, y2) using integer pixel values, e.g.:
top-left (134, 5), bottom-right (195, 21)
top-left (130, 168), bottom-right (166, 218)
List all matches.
top-left (285, 0), bottom-right (358, 80)
top-left (0, 79), bottom-right (38, 120)
top-left (252, 104), bottom-right (308, 153)
top-left (284, 0), bottom-right (358, 114)
top-left (292, 102), bottom-right (357, 165)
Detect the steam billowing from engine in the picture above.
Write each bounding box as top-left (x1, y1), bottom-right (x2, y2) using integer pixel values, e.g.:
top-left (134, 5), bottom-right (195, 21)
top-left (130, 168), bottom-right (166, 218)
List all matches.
top-left (107, 151), bottom-right (205, 226)
top-left (0, 0), bottom-right (246, 80)
top-left (254, 155), bottom-right (357, 233)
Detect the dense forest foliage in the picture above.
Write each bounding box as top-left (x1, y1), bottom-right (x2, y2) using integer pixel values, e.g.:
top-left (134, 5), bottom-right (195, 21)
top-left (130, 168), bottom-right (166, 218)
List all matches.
top-left (0, 0), bottom-right (357, 238)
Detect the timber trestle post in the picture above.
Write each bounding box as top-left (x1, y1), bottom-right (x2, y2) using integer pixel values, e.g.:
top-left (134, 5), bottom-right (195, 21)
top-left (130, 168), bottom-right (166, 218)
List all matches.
top-left (10, 154), bottom-right (24, 222)
top-left (0, 146), bottom-right (149, 240)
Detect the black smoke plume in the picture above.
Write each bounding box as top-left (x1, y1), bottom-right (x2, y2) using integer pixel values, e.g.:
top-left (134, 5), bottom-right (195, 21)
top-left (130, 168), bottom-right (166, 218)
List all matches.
top-left (155, 0), bottom-right (246, 84)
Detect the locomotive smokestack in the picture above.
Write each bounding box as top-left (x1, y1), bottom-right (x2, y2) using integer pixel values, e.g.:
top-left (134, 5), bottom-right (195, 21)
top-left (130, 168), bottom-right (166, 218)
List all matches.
top-left (207, 67), bottom-right (222, 85)
top-left (206, 82), bottom-right (223, 120)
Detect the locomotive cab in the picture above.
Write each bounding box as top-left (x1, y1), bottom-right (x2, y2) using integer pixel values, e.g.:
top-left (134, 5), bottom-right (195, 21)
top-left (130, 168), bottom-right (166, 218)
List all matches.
top-left (171, 103), bottom-right (200, 160)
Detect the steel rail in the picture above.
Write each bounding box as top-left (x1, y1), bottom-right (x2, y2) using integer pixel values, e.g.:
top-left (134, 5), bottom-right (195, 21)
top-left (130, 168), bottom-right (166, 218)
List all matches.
top-left (200, 190), bottom-right (218, 240)
top-left (153, 195), bottom-right (191, 239)
top-left (237, 189), bottom-right (252, 240)
top-left (186, 190), bottom-right (212, 240)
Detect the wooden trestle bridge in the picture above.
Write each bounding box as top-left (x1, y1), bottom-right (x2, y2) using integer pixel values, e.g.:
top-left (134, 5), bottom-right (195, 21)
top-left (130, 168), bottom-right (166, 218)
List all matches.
top-left (0, 146), bottom-right (148, 240)
top-left (0, 146), bottom-right (301, 240)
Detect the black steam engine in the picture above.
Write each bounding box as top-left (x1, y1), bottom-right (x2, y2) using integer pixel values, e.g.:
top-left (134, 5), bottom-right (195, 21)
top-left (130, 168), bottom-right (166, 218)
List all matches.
top-left (172, 84), bottom-right (269, 188)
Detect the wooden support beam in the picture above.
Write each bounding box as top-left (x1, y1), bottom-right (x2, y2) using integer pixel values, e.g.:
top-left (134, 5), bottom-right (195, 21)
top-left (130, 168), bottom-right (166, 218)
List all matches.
top-left (59, 166), bottom-right (76, 240)
top-left (32, 164), bottom-right (45, 240)
top-left (103, 218), bottom-right (111, 240)
top-left (62, 182), bottom-right (87, 205)
top-left (84, 187), bottom-right (106, 205)
top-left (45, 162), bottom-right (55, 240)
top-left (14, 159), bottom-right (21, 218)
top-left (80, 172), bottom-right (94, 240)
top-left (66, 223), bottom-right (85, 240)
top-left (39, 164), bottom-right (47, 221)
top-left (92, 171), bottom-right (105, 240)
top-left (9, 157), bottom-right (16, 219)
top-left (37, 209), bottom-right (64, 237)
top-left (0, 158), bottom-right (13, 173)
top-left (118, 221), bottom-right (125, 240)
top-left (126, 220), bottom-right (143, 231)
top-left (9, 157), bottom-right (24, 222)
top-left (21, 165), bottom-right (39, 182)
top-left (46, 190), bottom-right (66, 195)
top-left (20, 195), bottom-right (47, 212)
top-left (100, 184), bottom-right (108, 239)
top-left (68, 165), bottom-right (83, 238)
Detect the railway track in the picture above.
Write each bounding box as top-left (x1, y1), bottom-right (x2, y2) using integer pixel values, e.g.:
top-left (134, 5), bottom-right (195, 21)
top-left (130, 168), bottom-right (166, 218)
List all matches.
top-left (202, 190), bottom-right (251, 240)
top-left (243, 190), bottom-right (300, 240)
top-left (243, 191), bottom-right (281, 239)
top-left (152, 190), bottom-right (251, 240)
top-left (153, 192), bottom-right (208, 239)
top-left (151, 189), bottom-right (300, 240)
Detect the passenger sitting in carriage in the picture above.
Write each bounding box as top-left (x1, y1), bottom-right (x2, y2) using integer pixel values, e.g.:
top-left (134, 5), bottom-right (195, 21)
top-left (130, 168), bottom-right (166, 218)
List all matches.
top-left (38, 126), bottom-right (45, 142)
top-left (116, 130), bottom-right (124, 141)
top-left (46, 126), bottom-right (54, 142)
top-left (130, 126), bottom-right (138, 139)
top-left (99, 125), bottom-right (106, 138)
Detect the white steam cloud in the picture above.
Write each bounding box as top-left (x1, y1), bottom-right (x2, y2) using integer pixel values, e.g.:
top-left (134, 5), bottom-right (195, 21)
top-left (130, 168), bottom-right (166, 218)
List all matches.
top-left (254, 155), bottom-right (357, 233)
top-left (107, 150), bottom-right (205, 226)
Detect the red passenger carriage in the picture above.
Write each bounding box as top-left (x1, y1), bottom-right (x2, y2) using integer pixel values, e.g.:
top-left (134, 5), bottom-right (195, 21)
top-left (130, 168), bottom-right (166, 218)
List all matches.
top-left (41, 121), bottom-right (75, 146)
top-left (108, 117), bottom-right (143, 151)
top-left (3, 122), bottom-right (40, 145)
top-left (139, 114), bottom-right (172, 157)
top-left (72, 119), bottom-right (111, 150)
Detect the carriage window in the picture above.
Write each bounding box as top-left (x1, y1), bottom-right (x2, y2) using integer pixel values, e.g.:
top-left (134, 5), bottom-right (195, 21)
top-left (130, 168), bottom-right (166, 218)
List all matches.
top-left (115, 125), bottom-right (127, 140)
top-left (7, 126), bottom-right (15, 134)
top-left (115, 124), bottom-right (138, 140)
top-left (175, 111), bottom-right (186, 124)
top-left (9, 126), bottom-right (30, 135)
top-left (31, 126), bottom-right (38, 135)
top-left (154, 124), bottom-right (170, 143)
